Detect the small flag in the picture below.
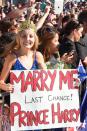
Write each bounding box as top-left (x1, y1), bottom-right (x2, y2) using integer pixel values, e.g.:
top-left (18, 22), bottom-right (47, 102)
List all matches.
top-left (77, 60), bottom-right (87, 82)
top-left (80, 88), bottom-right (87, 123)
top-left (77, 60), bottom-right (87, 130)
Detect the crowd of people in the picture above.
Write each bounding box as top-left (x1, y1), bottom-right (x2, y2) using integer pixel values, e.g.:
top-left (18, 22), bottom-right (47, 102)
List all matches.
top-left (0, 0), bottom-right (87, 131)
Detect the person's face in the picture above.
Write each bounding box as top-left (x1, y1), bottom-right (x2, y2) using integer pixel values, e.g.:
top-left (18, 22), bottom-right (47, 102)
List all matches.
top-left (50, 33), bottom-right (59, 53)
top-left (28, 0), bottom-right (35, 6)
top-left (74, 27), bottom-right (83, 42)
top-left (6, 1), bottom-right (10, 7)
top-left (49, 14), bottom-right (57, 25)
top-left (20, 29), bottom-right (35, 49)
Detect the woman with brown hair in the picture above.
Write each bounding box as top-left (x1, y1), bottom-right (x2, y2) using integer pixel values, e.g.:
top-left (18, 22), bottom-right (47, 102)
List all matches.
top-left (38, 26), bottom-right (63, 69)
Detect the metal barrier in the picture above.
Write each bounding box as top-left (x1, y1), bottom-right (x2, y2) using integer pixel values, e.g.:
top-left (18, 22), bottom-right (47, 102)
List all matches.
top-left (0, 92), bottom-right (10, 131)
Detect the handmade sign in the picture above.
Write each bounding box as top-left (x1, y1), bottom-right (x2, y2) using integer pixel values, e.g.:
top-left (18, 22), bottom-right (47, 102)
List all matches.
top-left (10, 69), bottom-right (80, 130)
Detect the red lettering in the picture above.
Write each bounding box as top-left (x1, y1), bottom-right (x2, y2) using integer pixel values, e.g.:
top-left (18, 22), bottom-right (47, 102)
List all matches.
top-left (19, 111), bottom-right (27, 127)
top-left (64, 109), bottom-right (71, 122)
top-left (10, 72), bottom-right (25, 92)
top-left (48, 70), bottom-right (57, 91)
top-left (27, 111), bottom-right (38, 126)
top-left (10, 102), bottom-right (21, 126)
top-left (32, 70), bottom-right (41, 91)
top-left (27, 110), bottom-right (49, 126)
top-left (51, 103), bottom-right (80, 123)
top-left (52, 103), bottom-right (64, 123)
top-left (41, 70), bottom-right (48, 90)
top-left (24, 71), bottom-right (33, 92)
top-left (59, 70), bottom-right (78, 90)
top-left (10, 70), bottom-right (56, 92)
top-left (10, 102), bottom-right (49, 127)
top-left (71, 70), bottom-right (79, 89)
top-left (73, 109), bottom-right (80, 121)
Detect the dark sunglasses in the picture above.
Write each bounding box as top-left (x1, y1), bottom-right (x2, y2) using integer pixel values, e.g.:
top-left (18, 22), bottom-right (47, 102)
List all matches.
top-left (41, 27), bottom-right (54, 36)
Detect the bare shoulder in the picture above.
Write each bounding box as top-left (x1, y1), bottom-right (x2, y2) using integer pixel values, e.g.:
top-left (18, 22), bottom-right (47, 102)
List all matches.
top-left (35, 51), bottom-right (47, 69)
top-left (35, 51), bottom-right (44, 60)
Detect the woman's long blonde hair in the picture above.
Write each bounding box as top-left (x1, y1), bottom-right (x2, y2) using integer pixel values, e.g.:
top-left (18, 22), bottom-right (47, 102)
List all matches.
top-left (3, 29), bottom-right (39, 56)
top-left (14, 30), bottom-right (39, 51)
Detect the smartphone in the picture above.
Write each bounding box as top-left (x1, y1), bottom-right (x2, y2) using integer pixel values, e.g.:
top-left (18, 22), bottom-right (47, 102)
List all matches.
top-left (40, 2), bottom-right (46, 12)
top-left (69, 50), bottom-right (75, 55)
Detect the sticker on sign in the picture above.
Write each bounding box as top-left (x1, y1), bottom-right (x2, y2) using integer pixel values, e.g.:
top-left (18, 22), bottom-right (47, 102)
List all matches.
top-left (54, 0), bottom-right (64, 14)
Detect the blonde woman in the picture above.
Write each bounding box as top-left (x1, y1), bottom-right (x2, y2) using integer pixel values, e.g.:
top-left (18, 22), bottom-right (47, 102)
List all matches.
top-left (0, 20), bottom-right (46, 92)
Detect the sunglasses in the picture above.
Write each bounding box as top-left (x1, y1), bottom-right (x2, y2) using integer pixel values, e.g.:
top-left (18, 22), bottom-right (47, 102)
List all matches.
top-left (41, 27), bottom-right (54, 36)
